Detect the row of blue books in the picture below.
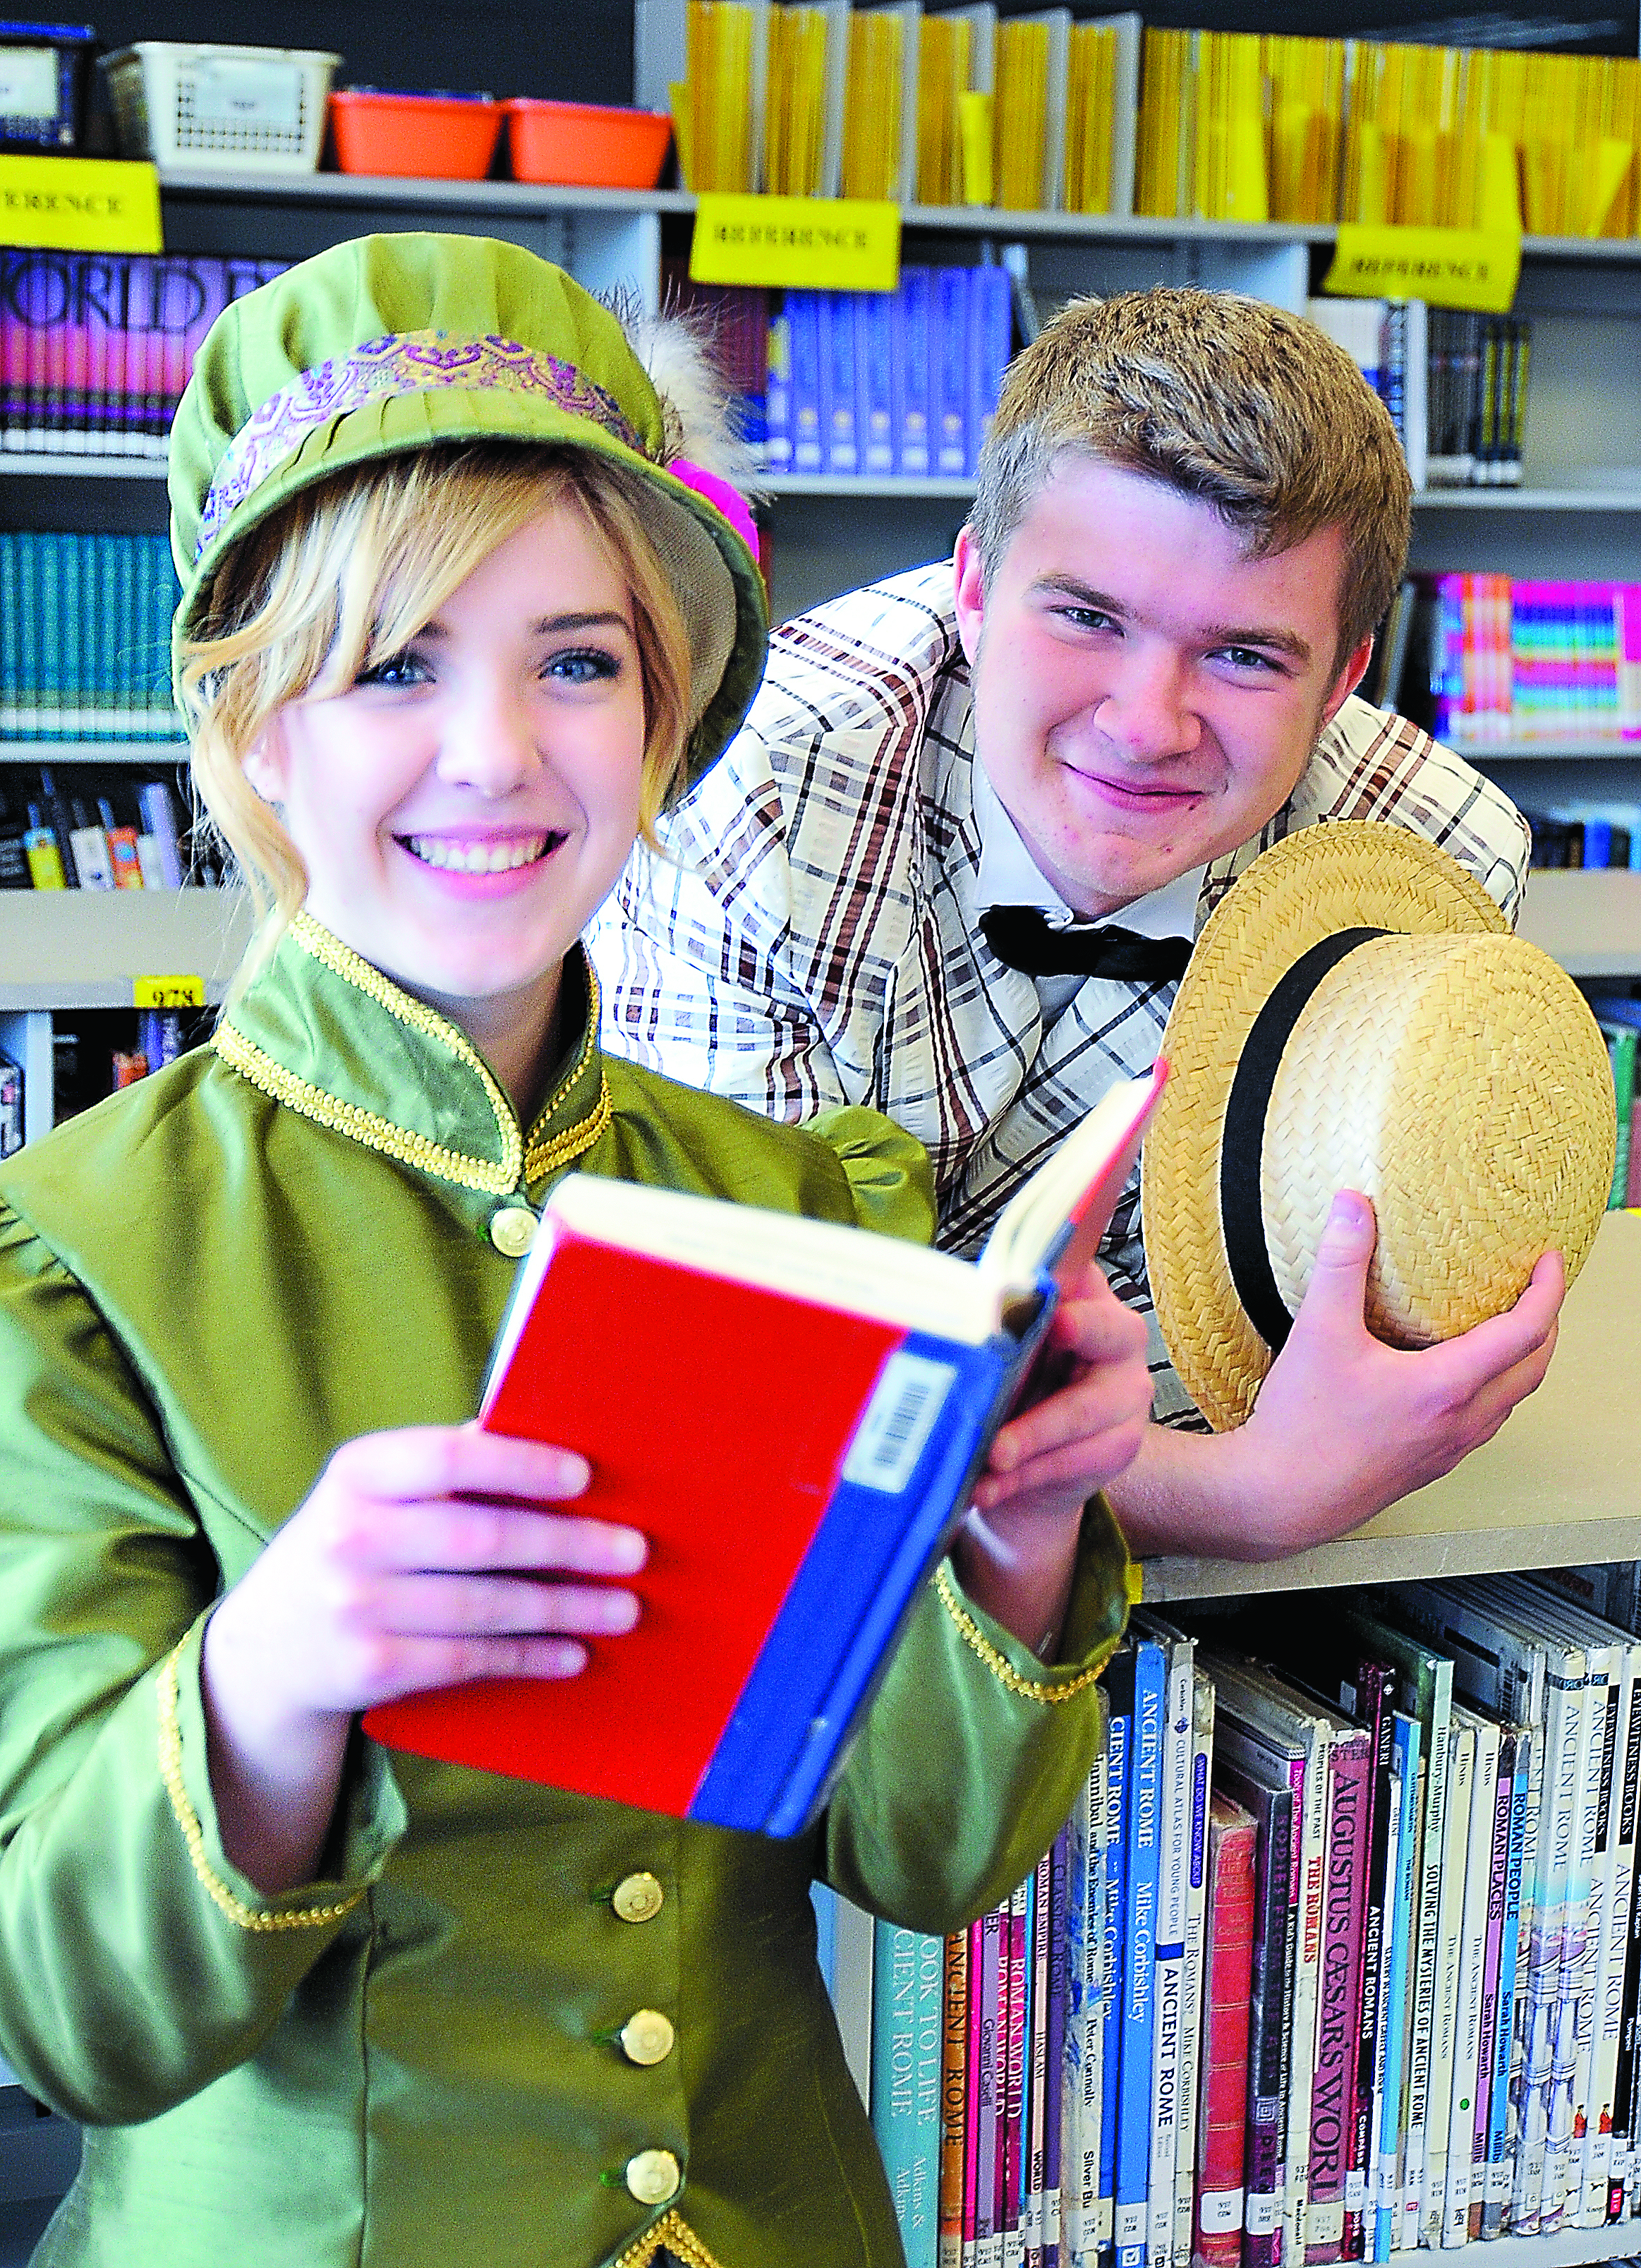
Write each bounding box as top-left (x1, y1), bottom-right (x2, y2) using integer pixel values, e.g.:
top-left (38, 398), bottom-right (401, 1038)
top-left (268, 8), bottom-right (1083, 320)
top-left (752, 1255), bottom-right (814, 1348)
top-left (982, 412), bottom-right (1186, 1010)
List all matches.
top-left (766, 267), bottom-right (1013, 481)
top-left (0, 531), bottom-right (182, 742)
top-left (834, 1569), bottom-right (1641, 2268)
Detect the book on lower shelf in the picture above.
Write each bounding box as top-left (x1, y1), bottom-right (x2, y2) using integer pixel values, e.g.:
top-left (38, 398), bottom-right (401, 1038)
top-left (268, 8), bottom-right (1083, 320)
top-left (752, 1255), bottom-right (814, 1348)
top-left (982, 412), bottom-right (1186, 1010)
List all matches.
top-left (848, 1562), bottom-right (1641, 2268)
top-left (363, 1061), bottom-right (1163, 1836)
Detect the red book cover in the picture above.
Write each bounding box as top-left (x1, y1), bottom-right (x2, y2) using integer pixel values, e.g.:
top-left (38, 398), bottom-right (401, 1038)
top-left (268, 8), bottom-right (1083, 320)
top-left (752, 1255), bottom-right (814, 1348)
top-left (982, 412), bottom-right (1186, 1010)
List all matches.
top-left (365, 1068), bottom-right (1164, 1828)
top-left (366, 1238), bottom-right (907, 1818)
top-left (1193, 1792), bottom-right (1257, 2268)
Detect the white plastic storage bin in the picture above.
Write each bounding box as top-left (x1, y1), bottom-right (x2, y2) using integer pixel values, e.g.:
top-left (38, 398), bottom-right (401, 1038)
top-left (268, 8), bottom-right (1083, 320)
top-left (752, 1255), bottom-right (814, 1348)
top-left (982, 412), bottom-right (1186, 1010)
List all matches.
top-left (101, 43), bottom-right (339, 174)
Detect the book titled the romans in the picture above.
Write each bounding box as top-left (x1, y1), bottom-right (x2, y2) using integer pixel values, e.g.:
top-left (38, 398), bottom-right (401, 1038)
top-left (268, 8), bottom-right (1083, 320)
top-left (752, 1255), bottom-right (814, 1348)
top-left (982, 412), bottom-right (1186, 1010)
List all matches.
top-left (365, 1061), bottom-right (1163, 1836)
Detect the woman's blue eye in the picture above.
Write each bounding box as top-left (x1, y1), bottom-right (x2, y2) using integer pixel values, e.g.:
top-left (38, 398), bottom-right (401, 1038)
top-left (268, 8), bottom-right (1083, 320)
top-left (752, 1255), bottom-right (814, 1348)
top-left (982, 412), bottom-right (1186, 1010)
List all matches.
top-left (547, 648), bottom-right (622, 685)
top-left (356, 650), bottom-right (430, 689)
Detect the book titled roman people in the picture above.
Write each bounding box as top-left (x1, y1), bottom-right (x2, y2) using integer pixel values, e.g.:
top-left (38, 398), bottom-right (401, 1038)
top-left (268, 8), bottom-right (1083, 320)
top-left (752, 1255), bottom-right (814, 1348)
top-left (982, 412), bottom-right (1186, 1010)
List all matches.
top-left (365, 1063), bottom-right (1163, 1836)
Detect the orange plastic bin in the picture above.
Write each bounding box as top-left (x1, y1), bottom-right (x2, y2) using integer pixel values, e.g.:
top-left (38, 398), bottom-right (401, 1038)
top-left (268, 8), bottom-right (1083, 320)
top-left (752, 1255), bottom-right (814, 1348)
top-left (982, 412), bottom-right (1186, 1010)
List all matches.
top-left (330, 89), bottom-right (504, 179)
top-left (506, 98), bottom-right (671, 189)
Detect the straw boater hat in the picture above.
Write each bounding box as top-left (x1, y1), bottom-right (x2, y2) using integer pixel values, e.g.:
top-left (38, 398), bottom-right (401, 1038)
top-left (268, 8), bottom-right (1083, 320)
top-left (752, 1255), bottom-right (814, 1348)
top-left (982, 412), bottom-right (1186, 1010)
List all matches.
top-left (1140, 821), bottom-right (1616, 1433)
top-left (167, 231), bottom-right (767, 783)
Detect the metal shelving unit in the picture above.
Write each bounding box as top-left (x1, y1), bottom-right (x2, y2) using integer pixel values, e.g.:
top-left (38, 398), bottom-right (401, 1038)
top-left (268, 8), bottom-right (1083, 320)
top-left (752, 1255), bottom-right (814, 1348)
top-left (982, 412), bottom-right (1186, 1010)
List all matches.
top-left (1139, 1210), bottom-right (1641, 1605)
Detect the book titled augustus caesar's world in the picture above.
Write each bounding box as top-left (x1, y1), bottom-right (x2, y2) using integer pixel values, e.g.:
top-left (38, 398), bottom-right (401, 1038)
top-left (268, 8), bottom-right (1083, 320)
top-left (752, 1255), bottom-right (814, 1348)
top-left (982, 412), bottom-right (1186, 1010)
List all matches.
top-left (365, 1063), bottom-right (1164, 1838)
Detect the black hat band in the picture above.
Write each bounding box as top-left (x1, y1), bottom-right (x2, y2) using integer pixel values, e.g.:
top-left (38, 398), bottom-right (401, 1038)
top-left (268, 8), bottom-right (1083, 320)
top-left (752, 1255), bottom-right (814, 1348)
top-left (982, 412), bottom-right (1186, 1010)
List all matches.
top-left (1218, 927), bottom-right (1389, 1354)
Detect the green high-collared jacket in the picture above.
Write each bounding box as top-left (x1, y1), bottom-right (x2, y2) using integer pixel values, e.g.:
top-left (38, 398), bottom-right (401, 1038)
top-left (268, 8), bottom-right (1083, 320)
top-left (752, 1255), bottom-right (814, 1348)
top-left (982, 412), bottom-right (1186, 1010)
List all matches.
top-left (0, 914), bottom-right (1130, 2268)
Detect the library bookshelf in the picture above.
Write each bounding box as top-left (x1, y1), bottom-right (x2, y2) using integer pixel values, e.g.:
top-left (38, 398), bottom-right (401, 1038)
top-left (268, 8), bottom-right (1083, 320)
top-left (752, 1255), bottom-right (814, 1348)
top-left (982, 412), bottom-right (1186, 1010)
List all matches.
top-left (4, 168), bottom-right (1641, 2268)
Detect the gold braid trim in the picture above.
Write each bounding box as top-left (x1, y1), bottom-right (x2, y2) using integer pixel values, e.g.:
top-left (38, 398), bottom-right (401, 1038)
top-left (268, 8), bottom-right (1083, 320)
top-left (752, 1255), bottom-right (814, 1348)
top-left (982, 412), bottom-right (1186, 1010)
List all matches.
top-left (525, 951), bottom-right (610, 1183)
top-left (158, 1646), bottom-right (365, 1934)
top-left (607, 2209), bottom-right (725, 2268)
top-left (213, 914), bottom-right (616, 1199)
top-left (934, 1564), bottom-right (1111, 1703)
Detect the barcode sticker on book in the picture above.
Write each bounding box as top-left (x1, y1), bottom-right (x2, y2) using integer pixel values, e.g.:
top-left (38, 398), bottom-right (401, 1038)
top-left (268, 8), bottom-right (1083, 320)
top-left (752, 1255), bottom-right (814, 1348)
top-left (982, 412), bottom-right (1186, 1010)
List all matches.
top-left (841, 1351), bottom-right (957, 1493)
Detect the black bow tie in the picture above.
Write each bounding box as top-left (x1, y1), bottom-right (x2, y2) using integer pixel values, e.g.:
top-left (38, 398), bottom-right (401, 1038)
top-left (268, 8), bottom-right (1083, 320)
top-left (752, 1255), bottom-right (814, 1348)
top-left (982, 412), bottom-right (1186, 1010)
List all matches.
top-left (980, 904), bottom-right (1193, 984)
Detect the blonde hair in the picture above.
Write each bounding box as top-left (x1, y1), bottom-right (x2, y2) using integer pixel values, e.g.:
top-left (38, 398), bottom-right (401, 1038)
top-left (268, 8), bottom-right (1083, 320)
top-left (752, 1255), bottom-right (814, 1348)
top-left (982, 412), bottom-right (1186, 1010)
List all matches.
top-left (969, 288), bottom-right (1412, 668)
top-left (178, 445), bottom-right (694, 929)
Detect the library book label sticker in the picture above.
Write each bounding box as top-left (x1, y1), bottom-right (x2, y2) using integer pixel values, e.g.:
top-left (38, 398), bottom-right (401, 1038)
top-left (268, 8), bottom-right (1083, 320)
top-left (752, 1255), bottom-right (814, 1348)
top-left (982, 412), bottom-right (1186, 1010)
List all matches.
top-left (691, 194), bottom-right (900, 294)
top-left (0, 155), bottom-right (162, 255)
top-left (840, 1351), bottom-right (954, 1492)
top-left (1324, 224), bottom-right (1520, 314)
top-left (0, 47), bottom-right (60, 119)
top-left (134, 975), bottom-right (205, 1010)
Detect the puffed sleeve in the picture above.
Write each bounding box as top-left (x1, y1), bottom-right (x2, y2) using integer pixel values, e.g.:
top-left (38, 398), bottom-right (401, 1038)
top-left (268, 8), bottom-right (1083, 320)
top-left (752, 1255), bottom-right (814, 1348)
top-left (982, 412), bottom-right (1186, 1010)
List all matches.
top-left (807, 1100), bottom-right (938, 1246)
top-left (0, 1213), bottom-right (406, 2125)
top-left (822, 1494), bottom-right (1130, 1932)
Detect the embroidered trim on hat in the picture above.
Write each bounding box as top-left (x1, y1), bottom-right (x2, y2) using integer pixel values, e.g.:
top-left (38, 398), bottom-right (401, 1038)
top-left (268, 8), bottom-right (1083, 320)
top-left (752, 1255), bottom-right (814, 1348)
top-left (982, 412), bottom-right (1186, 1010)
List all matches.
top-left (198, 331), bottom-right (646, 555)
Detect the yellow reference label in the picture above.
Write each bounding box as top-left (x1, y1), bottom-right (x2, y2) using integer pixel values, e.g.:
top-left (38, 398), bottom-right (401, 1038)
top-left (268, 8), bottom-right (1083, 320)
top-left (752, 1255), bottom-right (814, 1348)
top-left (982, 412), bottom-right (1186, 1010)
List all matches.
top-left (0, 154), bottom-right (162, 254)
top-left (134, 974), bottom-right (205, 1010)
top-left (690, 193), bottom-right (900, 293)
top-left (1323, 222), bottom-right (1520, 314)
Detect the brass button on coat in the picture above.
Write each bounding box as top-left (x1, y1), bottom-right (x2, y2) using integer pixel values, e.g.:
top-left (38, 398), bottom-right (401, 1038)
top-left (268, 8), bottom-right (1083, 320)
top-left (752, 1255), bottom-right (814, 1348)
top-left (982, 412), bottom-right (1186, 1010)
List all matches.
top-left (488, 1205), bottom-right (538, 1258)
top-left (624, 2147), bottom-right (682, 2206)
top-left (619, 2009), bottom-right (675, 2066)
top-left (612, 1871), bottom-right (664, 1924)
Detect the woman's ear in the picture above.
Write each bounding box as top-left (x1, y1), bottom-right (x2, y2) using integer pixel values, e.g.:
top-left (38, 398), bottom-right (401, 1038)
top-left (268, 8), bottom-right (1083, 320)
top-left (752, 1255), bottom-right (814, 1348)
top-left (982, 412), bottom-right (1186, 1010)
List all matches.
top-left (241, 722), bottom-right (287, 804)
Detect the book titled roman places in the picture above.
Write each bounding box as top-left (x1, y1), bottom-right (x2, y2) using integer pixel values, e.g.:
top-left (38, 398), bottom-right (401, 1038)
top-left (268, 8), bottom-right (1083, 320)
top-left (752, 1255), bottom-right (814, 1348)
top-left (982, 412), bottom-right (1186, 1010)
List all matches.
top-left (365, 1063), bottom-right (1164, 1836)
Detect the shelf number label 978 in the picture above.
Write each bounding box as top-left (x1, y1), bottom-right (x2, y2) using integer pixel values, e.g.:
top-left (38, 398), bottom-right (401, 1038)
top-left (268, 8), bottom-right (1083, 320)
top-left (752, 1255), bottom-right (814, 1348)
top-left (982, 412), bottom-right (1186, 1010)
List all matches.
top-left (133, 974), bottom-right (205, 1010)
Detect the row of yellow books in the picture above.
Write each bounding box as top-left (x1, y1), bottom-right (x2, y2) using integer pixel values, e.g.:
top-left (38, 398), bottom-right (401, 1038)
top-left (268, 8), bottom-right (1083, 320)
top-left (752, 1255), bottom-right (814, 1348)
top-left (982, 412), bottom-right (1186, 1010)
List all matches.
top-left (678, 6), bottom-right (1641, 239)
top-left (676, 1), bottom-right (1141, 215)
top-left (1140, 30), bottom-right (1641, 237)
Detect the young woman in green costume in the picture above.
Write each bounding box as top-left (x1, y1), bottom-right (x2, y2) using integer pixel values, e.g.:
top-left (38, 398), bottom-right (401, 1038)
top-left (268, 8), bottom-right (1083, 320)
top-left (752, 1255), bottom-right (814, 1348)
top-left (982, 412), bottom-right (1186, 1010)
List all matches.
top-left (0, 234), bottom-right (1149, 2268)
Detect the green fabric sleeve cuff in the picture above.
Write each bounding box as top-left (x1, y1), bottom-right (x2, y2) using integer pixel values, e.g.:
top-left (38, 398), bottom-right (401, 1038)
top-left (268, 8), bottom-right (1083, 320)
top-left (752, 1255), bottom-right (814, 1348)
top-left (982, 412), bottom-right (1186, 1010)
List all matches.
top-left (167, 1612), bottom-right (408, 1934)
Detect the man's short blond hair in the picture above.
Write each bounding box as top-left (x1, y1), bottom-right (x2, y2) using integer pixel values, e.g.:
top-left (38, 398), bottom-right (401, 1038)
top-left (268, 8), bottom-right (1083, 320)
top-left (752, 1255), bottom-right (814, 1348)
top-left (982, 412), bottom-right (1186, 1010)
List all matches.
top-left (968, 287), bottom-right (1412, 669)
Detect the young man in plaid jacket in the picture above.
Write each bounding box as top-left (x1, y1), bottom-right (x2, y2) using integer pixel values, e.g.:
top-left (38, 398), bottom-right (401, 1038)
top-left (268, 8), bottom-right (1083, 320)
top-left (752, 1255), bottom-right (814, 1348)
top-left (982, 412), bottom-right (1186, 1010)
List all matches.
top-left (590, 286), bottom-right (1562, 1562)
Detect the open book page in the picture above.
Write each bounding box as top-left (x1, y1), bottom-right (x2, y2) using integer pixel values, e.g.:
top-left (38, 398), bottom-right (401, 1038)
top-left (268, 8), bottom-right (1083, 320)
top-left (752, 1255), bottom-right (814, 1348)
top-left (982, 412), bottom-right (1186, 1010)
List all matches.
top-left (976, 1061), bottom-right (1166, 1299)
top-left (484, 1060), bottom-right (1165, 1410)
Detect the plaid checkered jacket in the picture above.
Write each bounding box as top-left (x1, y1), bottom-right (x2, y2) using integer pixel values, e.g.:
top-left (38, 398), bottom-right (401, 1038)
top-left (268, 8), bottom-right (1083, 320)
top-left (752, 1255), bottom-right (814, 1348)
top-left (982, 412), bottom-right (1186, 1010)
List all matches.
top-left (590, 562), bottom-right (1532, 1418)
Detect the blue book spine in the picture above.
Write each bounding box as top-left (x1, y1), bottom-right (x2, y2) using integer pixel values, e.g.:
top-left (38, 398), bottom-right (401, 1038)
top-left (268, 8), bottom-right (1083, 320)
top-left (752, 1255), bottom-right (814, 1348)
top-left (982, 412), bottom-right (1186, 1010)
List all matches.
top-left (1115, 1641), bottom-right (1165, 2268)
top-left (896, 267), bottom-right (931, 476)
top-left (811, 1881), bottom-right (838, 1996)
top-left (873, 1923), bottom-right (943, 2268)
top-left (0, 531), bottom-right (16, 735)
top-left (1376, 1713), bottom-right (1422, 2261)
top-left (1484, 1729), bottom-right (1532, 2237)
top-left (1099, 1699), bottom-right (1132, 2257)
top-left (822, 291), bottom-right (858, 476)
top-left (765, 297), bottom-right (792, 474)
top-left (934, 266), bottom-right (969, 477)
top-left (698, 1312), bottom-right (1044, 1837)
top-left (860, 289), bottom-right (895, 476)
top-left (789, 293), bottom-right (823, 475)
top-left (965, 264), bottom-right (1012, 478)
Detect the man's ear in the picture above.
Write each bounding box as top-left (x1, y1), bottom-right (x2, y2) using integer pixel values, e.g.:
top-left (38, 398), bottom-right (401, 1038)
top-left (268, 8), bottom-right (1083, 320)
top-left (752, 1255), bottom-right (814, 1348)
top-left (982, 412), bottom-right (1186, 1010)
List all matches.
top-left (952, 525), bottom-right (986, 670)
top-left (1321, 631), bottom-right (1376, 728)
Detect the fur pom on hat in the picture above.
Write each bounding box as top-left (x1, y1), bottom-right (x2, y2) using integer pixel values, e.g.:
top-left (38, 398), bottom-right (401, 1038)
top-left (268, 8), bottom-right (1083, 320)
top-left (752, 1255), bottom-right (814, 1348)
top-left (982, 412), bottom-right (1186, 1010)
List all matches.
top-left (624, 300), bottom-right (763, 500)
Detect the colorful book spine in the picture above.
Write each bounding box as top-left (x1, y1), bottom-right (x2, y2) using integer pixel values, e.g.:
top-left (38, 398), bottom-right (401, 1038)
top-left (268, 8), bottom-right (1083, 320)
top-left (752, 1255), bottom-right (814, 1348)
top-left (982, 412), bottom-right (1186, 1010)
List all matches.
top-left (1468, 1723), bottom-right (1515, 2240)
top-left (1373, 1715), bottom-right (1419, 2263)
top-left (1216, 1755), bottom-right (1294, 2268)
top-left (874, 1924), bottom-right (945, 2268)
top-left (940, 1931), bottom-right (969, 2268)
top-left (1044, 1830), bottom-right (1067, 2268)
top-left (934, 265), bottom-right (970, 478)
top-left (1484, 1727), bottom-right (1532, 2238)
top-left (1173, 1674), bottom-right (1215, 2267)
top-left (1307, 1732), bottom-right (1372, 2264)
top-left (1115, 1639), bottom-right (1165, 2268)
top-left (897, 266), bottom-right (932, 476)
top-left (1193, 1791), bottom-right (1257, 2268)
top-left (1096, 1703), bottom-right (1130, 2260)
top-left (1146, 1628), bottom-right (1196, 2268)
